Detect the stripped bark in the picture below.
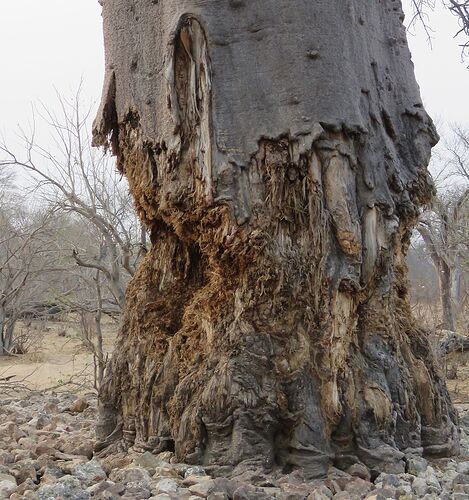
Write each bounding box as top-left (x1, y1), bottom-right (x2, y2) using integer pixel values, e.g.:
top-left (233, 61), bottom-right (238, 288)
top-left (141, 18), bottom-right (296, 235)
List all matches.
top-left (93, 0), bottom-right (459, 477)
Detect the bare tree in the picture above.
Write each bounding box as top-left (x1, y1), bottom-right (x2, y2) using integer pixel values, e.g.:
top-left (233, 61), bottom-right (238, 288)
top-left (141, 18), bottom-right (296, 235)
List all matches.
top-left (0, 90), bottom-right (146, 311)
top-left (410, 0), bottom-right (469, 59)
top-left (417, 187), bottom-right (469, 330)
top-left (416, 125), bottom-right (469, 331)
top-left (0, 198), bottom-right (61, 355)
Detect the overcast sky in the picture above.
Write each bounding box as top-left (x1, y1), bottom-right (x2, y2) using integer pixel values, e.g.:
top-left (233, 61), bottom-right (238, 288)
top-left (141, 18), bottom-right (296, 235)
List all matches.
top-left (0, 1), bottom-right (468, 150)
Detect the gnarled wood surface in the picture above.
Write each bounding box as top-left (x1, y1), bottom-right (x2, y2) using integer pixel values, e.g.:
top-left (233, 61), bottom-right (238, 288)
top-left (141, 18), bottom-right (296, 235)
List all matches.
top-left (93, 0), bottom-right (459, 478)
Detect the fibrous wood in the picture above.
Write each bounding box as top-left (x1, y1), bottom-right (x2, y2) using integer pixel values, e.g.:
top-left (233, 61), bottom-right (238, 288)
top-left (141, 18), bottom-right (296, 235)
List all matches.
top-left (93, 0), bottom-right (459, 477)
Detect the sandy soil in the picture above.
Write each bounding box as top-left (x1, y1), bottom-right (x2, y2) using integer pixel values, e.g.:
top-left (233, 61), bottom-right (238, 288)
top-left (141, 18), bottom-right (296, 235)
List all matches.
top-left (0, 317), bottom-right (117, 391)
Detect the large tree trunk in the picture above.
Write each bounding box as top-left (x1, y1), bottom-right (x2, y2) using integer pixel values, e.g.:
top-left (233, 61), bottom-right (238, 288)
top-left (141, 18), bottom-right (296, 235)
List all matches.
top-left (93, 0), bottom-right (459, 477)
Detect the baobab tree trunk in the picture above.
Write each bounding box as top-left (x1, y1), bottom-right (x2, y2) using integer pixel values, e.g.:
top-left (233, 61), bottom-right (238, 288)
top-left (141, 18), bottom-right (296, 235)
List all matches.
top-left (93, 0), bottom-right (459, 477)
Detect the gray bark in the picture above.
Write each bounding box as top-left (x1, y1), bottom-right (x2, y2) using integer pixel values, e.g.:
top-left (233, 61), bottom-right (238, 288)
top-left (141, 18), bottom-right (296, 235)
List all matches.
top-left (93, 0), bottom-right (459, 477)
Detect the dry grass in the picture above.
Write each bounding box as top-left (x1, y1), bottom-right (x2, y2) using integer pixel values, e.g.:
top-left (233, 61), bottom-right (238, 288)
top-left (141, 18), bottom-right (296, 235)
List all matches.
top-left (0, 316), bottom-right (117, 392)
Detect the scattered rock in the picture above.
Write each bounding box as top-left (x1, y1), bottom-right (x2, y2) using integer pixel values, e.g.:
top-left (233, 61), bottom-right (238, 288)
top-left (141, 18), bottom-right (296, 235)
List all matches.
top-left (344, 477), bottom-right (373, 496)
top-left (412, 476), bottom-right (429, 496)
top-left (346, 463), bottom-right (371, 481)
top-left (15, 478), bottom-right (39, 496)
top-left (406, 456), bottom-right (428, 475)
top-left (184, 466), bottom-right (206, 478)
top-left (59, 435), bottom-right (94, 459)
top-left (232, 483), bottom-right (273, 499)
top-left (151, 477), bottom-right (180, 494)
top-left (134, 451), bottom-right (165, 472)
top-left (189, 479), bottom-right (216, 497)
top-left (307, 484), bottom-right (333, 499)
top-left (2, 391), bottom-right (469, 500)
top-left (37, 475), bottom-right (90, 500)
top-left (0, 478), bottom-right (17, 498)
top-left (68, 398), bottom-right (89, 414)
top-left (73, 459), bottom-right (107, 486)
top-left (100, 452), bottom-right (133, 475)
top-left (183, 474), bottom-right (210, 487)
top-left (109, 466), bottom-right (152, 486)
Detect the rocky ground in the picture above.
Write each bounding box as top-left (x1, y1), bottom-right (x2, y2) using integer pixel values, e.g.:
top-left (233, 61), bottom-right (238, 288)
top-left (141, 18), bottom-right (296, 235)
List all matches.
top-left (2, 393), bottom-right (469, 499)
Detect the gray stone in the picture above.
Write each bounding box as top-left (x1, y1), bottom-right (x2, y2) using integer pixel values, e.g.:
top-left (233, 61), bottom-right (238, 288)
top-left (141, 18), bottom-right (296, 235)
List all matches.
top-left (232, 484), bottom-right (274, 499)
top-left (109, 466), bottom-right (151, 486)
top-left (344, 477), bottom-right (373, 496)
top-left (0, 472), bottom-right (17, 484)
top-left (189, 479), bottom-right (216, 497)
top-left (406, 457), bottom-right (428, 475)
top-left (125, 481), bottom-right (152, 499)
top-left (458, 463), bottom-right (469, 475)
top-left (183, 475), bottom-right (210, 487)
top-left (346, 463), bottom-right (371, 481)
top-left (15, 478), bottom-right (39, 496)
top-left (86, 480), bottom-right (117, 495)
top-left (37, 476), bottom-right (90, 500)
top-left (10, 460), bottom-right (38, 484)
top-left (421, 467), bottom-right (441, 494)
top-left (380, 474), bottom-right (401, 489)
top-left (153, 466), bottom-right (181, 479)
top-left (411, 476), bottom-right (428, 496)
top-left (307, 484), bottom-right (333, 499)
top-left (151, 478), bottom-right (179, 495)
top-left (0, 478), bottom-right (17, 498)
top-left (73, 460), bottom-right (107, 486)
top-left (364, 489), bottom-right (397, 499)
top-left (184, 466), bottom-right (206, 479)
top-left (454, 483), bottom-right (469, 494)
top-left (461, 414), bottom-right (469, 427)
top-left (59, 436), bottom-right (94, 459)
top-left (40, 466), bottom-right (64, 484)
top-left (455, 474), bottom-right (469, 485)
top-left (134, 452), bottom-right (166, 472)
top-left (333, 493), bottom-right (359, 500)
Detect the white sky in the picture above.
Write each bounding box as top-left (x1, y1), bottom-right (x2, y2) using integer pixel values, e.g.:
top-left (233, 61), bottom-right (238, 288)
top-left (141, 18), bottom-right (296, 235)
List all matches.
top-left (0, 0), bottom-right (468, 150)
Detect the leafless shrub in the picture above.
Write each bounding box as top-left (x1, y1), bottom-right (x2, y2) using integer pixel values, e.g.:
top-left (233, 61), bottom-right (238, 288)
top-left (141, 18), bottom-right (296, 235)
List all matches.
top-left (9, 324), bottom-right (45, 355)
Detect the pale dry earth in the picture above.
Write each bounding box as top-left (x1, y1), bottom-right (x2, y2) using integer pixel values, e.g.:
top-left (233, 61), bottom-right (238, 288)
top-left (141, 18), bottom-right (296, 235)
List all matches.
top-left (0, 319), bottom-right (117, 392)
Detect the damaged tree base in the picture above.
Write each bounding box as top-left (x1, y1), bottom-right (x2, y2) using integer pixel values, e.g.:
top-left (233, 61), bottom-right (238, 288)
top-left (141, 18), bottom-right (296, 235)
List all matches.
top-left (95, 130), bottom-right (458, 478)
top-left (93, 0), bottom-right (459, 480)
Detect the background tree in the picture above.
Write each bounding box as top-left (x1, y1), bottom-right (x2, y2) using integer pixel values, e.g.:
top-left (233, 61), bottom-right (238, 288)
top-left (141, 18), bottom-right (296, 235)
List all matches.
top-left (416, 126), bottom-right (469, 331)
top-left (417, 187), bottom-right (468, 331)
top-left (0, 91), bottom-right (146, 311)
top-left (0, 92), bottom-right (145, 385)
top-left (0, 194), bottom-right (60, 355)
top-left (411, 1), bottom-right (469, 59)
top-left (92, 0), bottom-right (459, 477)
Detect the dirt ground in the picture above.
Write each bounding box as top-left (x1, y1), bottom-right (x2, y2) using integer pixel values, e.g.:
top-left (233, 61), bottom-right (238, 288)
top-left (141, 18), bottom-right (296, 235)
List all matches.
top-left (0, 317), bottom-right (117, 391)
